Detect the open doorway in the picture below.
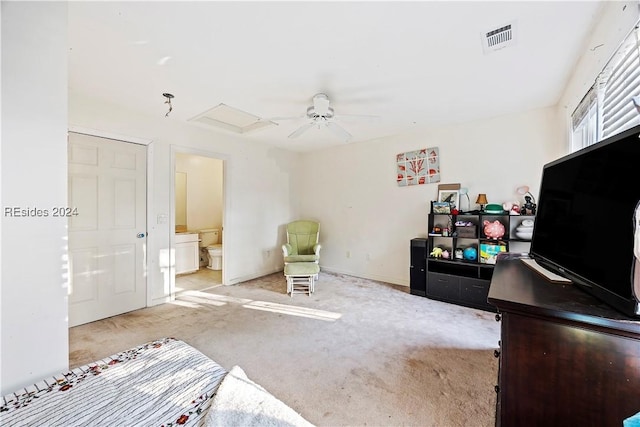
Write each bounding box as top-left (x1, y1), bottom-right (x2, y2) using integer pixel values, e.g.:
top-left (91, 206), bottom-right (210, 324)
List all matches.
top-left (172, 148), bottom-right (225, 295)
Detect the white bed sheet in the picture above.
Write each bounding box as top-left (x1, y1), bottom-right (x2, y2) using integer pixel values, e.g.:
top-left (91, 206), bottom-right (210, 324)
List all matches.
top-left (0, 338), bottom-right (227, 427)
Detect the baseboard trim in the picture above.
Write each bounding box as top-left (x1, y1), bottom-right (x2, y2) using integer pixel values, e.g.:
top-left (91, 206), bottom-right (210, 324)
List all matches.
top-left (227, 267), bottom-right (284, 285)
top-left (319, 266), bottom-right (408, 288)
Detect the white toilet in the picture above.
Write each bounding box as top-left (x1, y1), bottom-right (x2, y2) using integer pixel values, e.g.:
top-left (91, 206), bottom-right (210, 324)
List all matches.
top-left (199, 229), bottom-right (222, 270)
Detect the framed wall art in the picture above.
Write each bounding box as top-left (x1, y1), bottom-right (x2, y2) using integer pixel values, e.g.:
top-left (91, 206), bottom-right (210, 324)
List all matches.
top-left (396, 147), bottom-right (440, 186)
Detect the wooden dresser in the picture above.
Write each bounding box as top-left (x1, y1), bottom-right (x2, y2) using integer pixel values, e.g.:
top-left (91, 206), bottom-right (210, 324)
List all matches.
top-left (488, 254), bottom-right (640, 426)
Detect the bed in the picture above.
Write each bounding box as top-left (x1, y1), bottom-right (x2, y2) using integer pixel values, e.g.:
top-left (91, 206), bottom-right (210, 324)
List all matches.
top-left (1, 337), bottom-right (313, 426)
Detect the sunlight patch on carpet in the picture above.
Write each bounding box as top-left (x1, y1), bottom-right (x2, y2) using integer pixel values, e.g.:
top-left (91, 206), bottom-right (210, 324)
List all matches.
top-left (169, 299), bottom-right (207, 309)
top-left (174, 290), bottom-right (341, 321)
top-left (171, 290), bottom-right (229, 308)
top-left (243, 301), bottom-right (341, 321)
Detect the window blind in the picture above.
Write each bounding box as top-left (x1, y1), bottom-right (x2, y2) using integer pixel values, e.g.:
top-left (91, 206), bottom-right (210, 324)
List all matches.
top-left (601, 27), bottom-right (640, 139)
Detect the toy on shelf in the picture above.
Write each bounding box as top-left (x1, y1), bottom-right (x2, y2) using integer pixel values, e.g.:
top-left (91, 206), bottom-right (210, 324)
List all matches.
top-left (463, 247), bottom-right (478, 261)
top-left (503, 201), bottom-right (521, 215)
top-left (483, 220), bottom-right (506, 239)
top-left (522, 195), bottom-right (537, 215)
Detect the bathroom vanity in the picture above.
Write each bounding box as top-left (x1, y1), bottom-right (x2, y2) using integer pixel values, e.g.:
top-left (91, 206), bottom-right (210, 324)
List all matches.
top-left (175, 233), bottom-right (200, 274)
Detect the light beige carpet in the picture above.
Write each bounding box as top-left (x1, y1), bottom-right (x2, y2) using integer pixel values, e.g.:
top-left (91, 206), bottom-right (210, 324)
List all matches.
top-left (69, 271), bottom-right (500, 427)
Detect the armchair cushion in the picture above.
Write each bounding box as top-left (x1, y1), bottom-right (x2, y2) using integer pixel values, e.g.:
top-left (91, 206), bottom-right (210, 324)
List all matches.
top-left (285, 221), bottom-right (320, 253)
top-left (284, 254), bottom-right (319, 263)
top-left (282, 243), bottom-right (320, 262)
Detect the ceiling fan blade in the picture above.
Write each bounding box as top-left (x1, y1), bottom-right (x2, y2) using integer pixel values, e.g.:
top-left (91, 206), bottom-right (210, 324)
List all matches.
top-left (288, 122), bottom-right (314, 138)
top-left (326, 121), bottom-right (352, 141)
top-left (336, 113), bottom-right (380, 122)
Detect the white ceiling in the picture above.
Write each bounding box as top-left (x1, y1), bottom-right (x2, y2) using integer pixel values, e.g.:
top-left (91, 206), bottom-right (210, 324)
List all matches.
top-left (68, 1), bottom-right (603, 152)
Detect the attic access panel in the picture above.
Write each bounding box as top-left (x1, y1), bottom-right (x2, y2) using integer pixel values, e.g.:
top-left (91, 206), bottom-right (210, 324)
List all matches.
top-left (189, 103), bottom-right (277, 134)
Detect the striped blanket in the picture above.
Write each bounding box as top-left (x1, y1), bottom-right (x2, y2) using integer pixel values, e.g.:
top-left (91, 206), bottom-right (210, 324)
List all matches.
top-left (0, 338), bottom-right (227, 426)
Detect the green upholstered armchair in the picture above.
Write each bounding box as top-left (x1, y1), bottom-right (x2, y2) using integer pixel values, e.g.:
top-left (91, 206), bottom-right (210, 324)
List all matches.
top-left (282, 220), bottom-right (321, 266)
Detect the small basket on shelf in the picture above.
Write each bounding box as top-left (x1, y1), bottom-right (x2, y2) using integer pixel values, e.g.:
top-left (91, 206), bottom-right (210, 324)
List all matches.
top-left (456, 225), bottom-right (477, 238)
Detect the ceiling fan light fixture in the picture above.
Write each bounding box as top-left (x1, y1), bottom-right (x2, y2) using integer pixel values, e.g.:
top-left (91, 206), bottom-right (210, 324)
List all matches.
top-left (279, 92), bottom-right (366, 141)
top-left (312, 93), bottom-right (331, 115)
top-left (307, 105), bottom-right (334, 119)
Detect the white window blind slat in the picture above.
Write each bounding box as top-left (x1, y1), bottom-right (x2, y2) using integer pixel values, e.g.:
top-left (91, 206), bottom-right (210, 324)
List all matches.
top-left (603, 75), bottom-right (640, 125)
top-left (603, 109), bottom-right (640, 138)
top-left (604, 57), bottom-right (640, 95)
top-left (603, 98), bottom-right (640, 133)
top-left (603, 66), bottom-right (640, 108)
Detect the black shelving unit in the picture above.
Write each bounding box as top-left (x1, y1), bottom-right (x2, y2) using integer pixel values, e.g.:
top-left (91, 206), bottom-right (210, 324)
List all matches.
top-left (422, 209), bottom-right (534, 312)
top-left (410, 238), bottom-right (427, 296)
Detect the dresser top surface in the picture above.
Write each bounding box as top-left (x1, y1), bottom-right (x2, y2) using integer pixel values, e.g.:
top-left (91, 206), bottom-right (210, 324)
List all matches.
top-left (488, 254), bottom-right (640, 334)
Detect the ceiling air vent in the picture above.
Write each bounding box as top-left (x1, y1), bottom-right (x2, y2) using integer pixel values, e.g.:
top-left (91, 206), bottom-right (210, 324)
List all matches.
top-left (481, 22), bottom-right (516, 54)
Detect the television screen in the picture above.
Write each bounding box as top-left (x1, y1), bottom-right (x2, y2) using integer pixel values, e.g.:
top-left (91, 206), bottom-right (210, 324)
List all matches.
top-left (530, 124), bottom-right (640, 317)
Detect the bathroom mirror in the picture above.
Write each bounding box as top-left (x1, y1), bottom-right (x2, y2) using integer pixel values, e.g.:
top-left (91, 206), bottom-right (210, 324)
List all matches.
top-left (175, 172), bottom-right (187, 232)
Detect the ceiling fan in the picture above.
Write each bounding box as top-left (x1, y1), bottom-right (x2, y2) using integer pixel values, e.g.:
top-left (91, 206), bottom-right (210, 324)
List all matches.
top-left (279, 93), bottom-right (375, 141)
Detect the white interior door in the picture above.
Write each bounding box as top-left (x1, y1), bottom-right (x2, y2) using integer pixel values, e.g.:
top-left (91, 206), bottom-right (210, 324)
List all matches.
top-left (68, 132), bottom-right (147, 327)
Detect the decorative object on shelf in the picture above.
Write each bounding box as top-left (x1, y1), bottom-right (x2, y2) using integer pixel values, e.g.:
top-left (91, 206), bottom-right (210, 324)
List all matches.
top-left (480, 241), bottom-right (507, 264)
top-left (522, 196), bottom-right (537, 215)
top-left (437, 184), bottom-right (460, 211)
top-left (483, 219), bottom-right (506, 239)
top-left (455, 248), bottom-right (464, 259)
top-left (441, 250), bottom-right (450, 259)
top-left (502, 201), bottom-right (521, 215)
top-left (484, 203), bottom-right (504, 214)
top-left (455, 220), bottom-right (477, 238)
top-left (515, 218), bottom-right (535, 240)
top-left (432, 202), bottom-right (451, 214)
top-left (430, 247), bottom-right (444, 258)
top-left (476, 193), bottom-right (488, 211)
top-left (463, 246), bottom-right (478, 261)
top-left (459, 188), bottom-right (471, 213)
top-left (396, 147), bottom-right (440, 186)
top-left (516, 185), bottom-right (537, 215)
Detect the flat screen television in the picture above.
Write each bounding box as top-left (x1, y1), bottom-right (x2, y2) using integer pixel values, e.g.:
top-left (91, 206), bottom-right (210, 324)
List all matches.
top-left (529, 123), bottom-right (640, 318)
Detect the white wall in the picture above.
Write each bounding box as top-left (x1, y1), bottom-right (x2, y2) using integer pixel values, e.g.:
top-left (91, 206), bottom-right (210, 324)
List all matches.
top-left (298, 107), bottom-right (562, 285)
top-left (1, 2), bottom-right (69, 394)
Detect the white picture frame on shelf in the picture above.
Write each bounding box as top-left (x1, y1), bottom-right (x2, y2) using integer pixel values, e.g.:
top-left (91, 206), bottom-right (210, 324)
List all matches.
top-left (438, 189), bottom-right (460, 211)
